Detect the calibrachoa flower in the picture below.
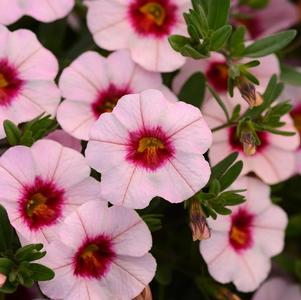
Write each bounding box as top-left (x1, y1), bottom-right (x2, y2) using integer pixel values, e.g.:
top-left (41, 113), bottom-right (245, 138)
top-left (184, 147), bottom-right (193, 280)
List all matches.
top-left (57, 50), bottom-right (177, 140)
top-left (45, 129), bottom-right (82, 152)
top-left (85, 0), bottom-right (190, 72)
top-left (39, 200), bottom-right (156, 300)
top-left (173, 52), bottom-right (279, 95)
top-left (0, 139), bottom-right (102, 244)
top-left (202, 94), bottom-right (300, 185)
top-left (86, 89), bottom-right (212, 209)
top-left (0, 25), bottom-right (60, 139)
top-left (252, 277), bottom-right (301, 300)
top-left (282, 83), bottom-right (301, 173)
top-left (231, 0), bottom-right (298, 39)
top-left (200, 176), bottom-right (288, 292)
top-left (0, 0), bottom-right (75, 25)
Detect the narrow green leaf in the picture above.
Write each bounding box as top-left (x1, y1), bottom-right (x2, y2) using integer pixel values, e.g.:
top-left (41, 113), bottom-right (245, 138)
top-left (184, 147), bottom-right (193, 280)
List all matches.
top-left (243, 30), bottom-right (297, 58)
top-left (0, 205), bottom-right (16, 252)
top-left (211, 152), bottom-right (239, 180)
top-left (178, 72), bottom-right (206, 108)
top-left (229, 26), bottom-right (246, 57)
top-left (280, 64), bottom-right (301, 86)
top-left (207, 0), bottom-right (230, 30)
top-left (210, 25), bottom-right (232, 51)
top-left (3, 120), bottom-right (21, 146)
top-left (219, 161), bottom-right (243, 191)
top-left (180, 44), bottom-right (208, 59)
top-left (28, 263), bottom-right (55, 281)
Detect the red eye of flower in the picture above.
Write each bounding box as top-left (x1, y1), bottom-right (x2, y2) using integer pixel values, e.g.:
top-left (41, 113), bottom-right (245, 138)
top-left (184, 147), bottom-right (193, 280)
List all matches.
top-left (128, 0), bottom-right (178, 38)
top-left (206, 62), bottom-right (229, 93)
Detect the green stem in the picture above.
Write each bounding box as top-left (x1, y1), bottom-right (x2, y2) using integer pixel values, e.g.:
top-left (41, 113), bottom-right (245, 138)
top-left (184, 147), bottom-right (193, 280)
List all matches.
top-left (212, 122), bottom-right (236, 132)
top-left (207, 84), bottom-right (231, 122)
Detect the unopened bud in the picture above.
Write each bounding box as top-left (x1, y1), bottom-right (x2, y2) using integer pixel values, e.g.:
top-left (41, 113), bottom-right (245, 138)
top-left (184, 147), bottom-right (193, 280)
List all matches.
top-left (0, 273), bottom-right (7, 287)
top-left (133, 286), bottom-right (152, 300)
top-left (189, 199), bottom-right (210, 241)
top-left (237, 79), bottom-right (263, 108)
top-left (216, 287), bottom-right (241, 300)
top-left (240, 130), bottom-right (256, 156)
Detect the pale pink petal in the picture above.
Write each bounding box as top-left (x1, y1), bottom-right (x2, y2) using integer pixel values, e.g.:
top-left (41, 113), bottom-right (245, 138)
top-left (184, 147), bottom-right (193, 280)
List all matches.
top-left (86, 0), bottom-right (132, 50)
top-left (39, 241), bottom-right (76, 300)
top-left (31, 140), bottom-right (90, 189)
top-left (0, 0), bottom-right (22, 25)
top-left (108, 206), bottom-right (152, 257)
top-left (57, 100), bottom-right (96, 141)
top-left (59, 51), bottom-right (108, 102)
top-left (252, 205), bottom-right (288, 257)
top-left (23, 0), bottom-right (75, 22)
top-left (45, 130), bottom-right (82, 152)
top-left (233, 249), bottom-right (271, 292)
top-left (200, 232), bottom-right (239, 284)
top-left (104, 254), bottom-right (156, 300)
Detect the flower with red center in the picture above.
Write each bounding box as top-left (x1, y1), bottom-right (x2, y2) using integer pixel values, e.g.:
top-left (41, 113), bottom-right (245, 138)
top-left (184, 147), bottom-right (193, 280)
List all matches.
top-left (57, 50), bottom-right (177, 141)
top-left (231, 0), bottom-right (298, 39)
top-left (0, 0), bottom-right (75, 25)
top-left (39, 201), bottom-right (156, 300)
top-left (173, 52), bottom-right (279, 97)
top-left (0, 25), bottom-right (60, 139)
top-left (200, 176), bottom-right (288, 292)
top-left (0, 139), bottom-right (104, 244)
top-left (202, 88), bottom-right (300, 185)
top-left (253, 277), bottom-right (301, 300)
top-left (86, 89), bottom-right (212, 209)
top-left (85, 0), bottom-right (190, 72)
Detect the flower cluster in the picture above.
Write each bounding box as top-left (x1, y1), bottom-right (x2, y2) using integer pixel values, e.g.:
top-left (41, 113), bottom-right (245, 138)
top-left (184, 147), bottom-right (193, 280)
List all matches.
top-left (0, 0), bottom-right (300, 299)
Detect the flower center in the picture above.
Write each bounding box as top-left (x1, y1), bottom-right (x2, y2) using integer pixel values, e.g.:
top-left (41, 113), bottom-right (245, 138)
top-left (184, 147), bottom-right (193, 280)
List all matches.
top-left (206, 62), bottom-right (229, 92)
top-left (127, 127), bottom-right (174, 171)
top-left (139, 2), bottom-right (166, 26)
top-left (0, 73), bottom-right (8, 88)
top-left (228, 126), bottom-right (268, 154)
top-left (19, 177), bottom-right (64, 230)
top-left (73, 236), bottom-right (115, 279)
top-left (0, 59), bottom-right (24, 107)
top-left (229, 208), bottom-right (254, 252)
top-left (128, 0), bottom-right (178, 37)
top-left (91, 84), bottom-right (131, 119)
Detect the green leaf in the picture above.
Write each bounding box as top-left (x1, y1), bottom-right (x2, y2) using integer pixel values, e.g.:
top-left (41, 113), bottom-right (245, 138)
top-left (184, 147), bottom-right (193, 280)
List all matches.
top-left (0, 258), bottom-right (14, 274)
top-left (211, 152), bottom-right (239, 180)
top-left (180, 44), bottom-right (208, 59)
top-left (168, 35), bottom-right (191, 52)
top-left (280, 64), bottom-right (301, 86)
top-left (3, 120), bottom-right (21, 146)
top-left (209, 179), bottom-right (221, 195)
top-left (207, 0), bottom-right (230, 30)
top-left (219, 161), bottom-right (243, 191)
top-left (0, 205), bottom-right (16, 252)
top-left (210, 25), bottom-right (232, 51)
top-left (178, 72), bottom-right (206, 108)
top-left (229, 26), bottom-right (246, 57)
top-left (243, 30), bottom-right (297, 58)
top-left (219, 191), bottom-right (245, 206)
top-left (15, 244), bottom-right (45, 262)
top-left (28, 263), bottom-right (55, 281)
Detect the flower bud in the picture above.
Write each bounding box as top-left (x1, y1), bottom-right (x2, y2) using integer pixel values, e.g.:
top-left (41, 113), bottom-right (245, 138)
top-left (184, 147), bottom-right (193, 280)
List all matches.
top-left (240, 130), bottom-right (257, 156)
top-left (216, 287), bottom-right (241, 300)
top-left (133, 285), bottom-right (152, 300)
top-left (189, 199), bottom-right (210, 241)
top-left (237, 78), bottom-right (263, 108)
top-left (0, 273), bottom-right (7, 287)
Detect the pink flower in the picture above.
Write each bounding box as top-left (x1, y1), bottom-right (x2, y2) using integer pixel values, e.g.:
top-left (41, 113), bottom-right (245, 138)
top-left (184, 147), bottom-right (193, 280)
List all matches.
top-left (173, 53), bottom-right (279, 96)
top-left (253, 277), bottom-right (301, 300)
top-left (0, 0), bottom-right (75, 25)
top-left (45, 129), bottom-right (82, 152)
top-left (202, 89), bottom-right (300, 185)
top-left (86, 89), bottom-right (212, 209)
top-left (200, 176), bottom-right (288, 292)
top-left (57, 50), bottom-right (177, 141)
top-left (39, 200), bottom-right (156, 300)
top-left (85, 0), bottom-right (190, 72)
top-left (0, 25), bottom-right (60, 139)
top-left (282, 84), bottom-right (301, 173)
top-left (0, 140), bottom-right (102, 244)
top-left (232, 0), bottom-right (298, 39)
